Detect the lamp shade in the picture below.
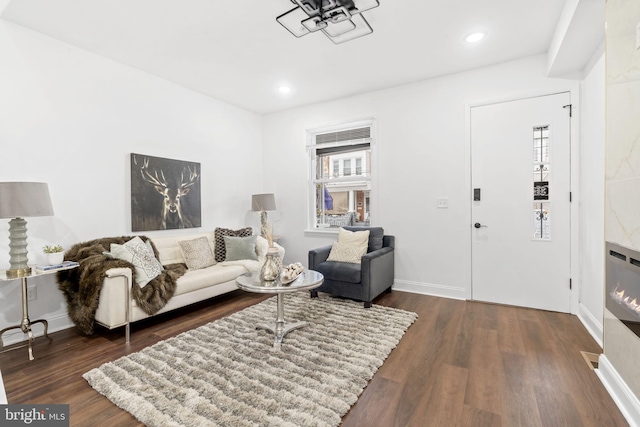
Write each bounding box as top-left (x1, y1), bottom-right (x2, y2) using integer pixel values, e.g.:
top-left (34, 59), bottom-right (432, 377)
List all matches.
top-left (251, 193), bottom-right (276, 212)
top-left (0, 182), bottom-right (54, 218)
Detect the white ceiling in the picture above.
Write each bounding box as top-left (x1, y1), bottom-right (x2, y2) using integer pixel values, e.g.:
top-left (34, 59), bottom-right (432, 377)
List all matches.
top-left (0, 0), bottom-right (603, 115)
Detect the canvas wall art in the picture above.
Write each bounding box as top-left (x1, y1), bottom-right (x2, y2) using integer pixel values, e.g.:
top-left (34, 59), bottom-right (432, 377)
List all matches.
top-left (131, 153), bottom-right (202, 231)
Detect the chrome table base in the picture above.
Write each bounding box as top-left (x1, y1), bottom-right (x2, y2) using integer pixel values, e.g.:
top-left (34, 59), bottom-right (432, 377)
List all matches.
top-left (0, 277), bottom-right (51, 361)
top-left (256, 293), bottom-right (306, 350)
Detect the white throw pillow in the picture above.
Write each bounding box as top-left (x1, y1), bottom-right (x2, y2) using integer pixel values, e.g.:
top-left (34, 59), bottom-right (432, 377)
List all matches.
top-left (105, 237), bottom-right (163, 288)
top-left (327, 241), bottom-right (368, 264)
top-left (338, 227), bottom-right (370, 248)
top-left (179, 236), bottom-right (215, 270)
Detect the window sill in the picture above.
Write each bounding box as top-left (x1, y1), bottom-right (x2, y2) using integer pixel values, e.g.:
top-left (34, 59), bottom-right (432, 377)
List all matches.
top-left (304, 228), bottom-right (339, 236)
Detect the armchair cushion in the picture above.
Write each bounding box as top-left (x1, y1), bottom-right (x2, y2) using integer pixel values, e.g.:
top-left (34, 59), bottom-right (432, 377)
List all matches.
top-left (316, 260), bottom-right (361, 284)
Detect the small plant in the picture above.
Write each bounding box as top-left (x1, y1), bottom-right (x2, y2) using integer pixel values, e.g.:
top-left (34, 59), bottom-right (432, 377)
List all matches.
top-left (43, 245), bottom-right (64, 254)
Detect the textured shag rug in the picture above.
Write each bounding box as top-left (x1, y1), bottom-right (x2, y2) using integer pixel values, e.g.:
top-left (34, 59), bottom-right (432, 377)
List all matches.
top-left (84, 293), bottom-right (417, 427)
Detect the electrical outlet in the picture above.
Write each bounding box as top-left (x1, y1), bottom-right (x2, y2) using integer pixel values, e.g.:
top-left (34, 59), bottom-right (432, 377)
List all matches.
top-left (437, 197), bottom-right (449, 209)
top-left (27, 285), bottom-right (37, 301)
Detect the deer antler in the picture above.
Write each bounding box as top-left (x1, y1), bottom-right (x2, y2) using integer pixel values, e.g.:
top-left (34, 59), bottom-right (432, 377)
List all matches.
top-left (180, 165), bottom-right (199, 191)
top-left (140, 157), bottom-right (168, 189)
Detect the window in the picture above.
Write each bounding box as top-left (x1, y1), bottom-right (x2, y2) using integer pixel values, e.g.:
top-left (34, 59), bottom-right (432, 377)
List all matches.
top-left (308, 120), bottom-right (374, 229)
top-left (532, 126), bottom-right (551, 240)
top-left (343, 159), bottom-right (351, 176)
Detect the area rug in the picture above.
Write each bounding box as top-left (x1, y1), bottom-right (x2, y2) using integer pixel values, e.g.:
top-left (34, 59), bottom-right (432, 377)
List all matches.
top-left (83, 293), bottom-right (417, 427)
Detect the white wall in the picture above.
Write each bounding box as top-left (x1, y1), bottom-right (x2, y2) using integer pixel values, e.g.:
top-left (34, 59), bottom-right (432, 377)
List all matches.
top-left (263, 54), bottom-right (580, 302)
top-left (578, 49), bottom-right (605, 345)
top-left (0, 21), bottom-right (264, 344)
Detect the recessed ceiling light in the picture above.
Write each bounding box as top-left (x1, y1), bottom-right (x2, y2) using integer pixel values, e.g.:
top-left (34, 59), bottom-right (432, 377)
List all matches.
top-left (465, 32), bottom-right (486, 43)
top-left (278, 85), bottom-right (292, 94)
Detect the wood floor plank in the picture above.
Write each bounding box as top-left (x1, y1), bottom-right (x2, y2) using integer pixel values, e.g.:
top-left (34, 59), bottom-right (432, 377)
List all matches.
top-left (463, 326), bottom-right (503, 415)
top-left (0, 290), bottom-right (629, 427)
top-left (408, 363), bottom-right (468, 427)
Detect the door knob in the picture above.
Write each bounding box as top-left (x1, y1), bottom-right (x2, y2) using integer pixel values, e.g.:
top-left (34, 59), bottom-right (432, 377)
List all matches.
top-left (474, 223), bottom-right (487, 229)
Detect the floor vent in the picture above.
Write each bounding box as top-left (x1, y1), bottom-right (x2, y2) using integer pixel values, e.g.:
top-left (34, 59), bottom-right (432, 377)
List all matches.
top-left (580, 351), bottom-right (599, 370)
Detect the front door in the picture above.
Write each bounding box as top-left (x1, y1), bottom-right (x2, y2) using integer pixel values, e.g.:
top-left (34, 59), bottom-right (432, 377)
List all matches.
top-left (471, 93), bottom-right (571, 313)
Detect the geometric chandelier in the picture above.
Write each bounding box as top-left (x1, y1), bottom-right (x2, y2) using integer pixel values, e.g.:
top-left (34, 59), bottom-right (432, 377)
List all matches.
top-left (277, 0), bottom-right (380, 44)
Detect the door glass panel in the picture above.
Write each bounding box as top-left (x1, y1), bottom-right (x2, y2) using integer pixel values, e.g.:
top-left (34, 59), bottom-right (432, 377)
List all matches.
top-left (533, 126), bottom-right (550, 240)
top-left (533, 202), bottom-right (551, 240)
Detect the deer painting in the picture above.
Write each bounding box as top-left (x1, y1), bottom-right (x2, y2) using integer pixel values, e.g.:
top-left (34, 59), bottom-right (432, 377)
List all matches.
top-left (131, 154), bottom-right (202, 231)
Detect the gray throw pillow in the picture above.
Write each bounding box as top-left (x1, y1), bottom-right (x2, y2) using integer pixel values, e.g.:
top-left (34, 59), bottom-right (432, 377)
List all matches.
top-left (214, 227), bottom-right (253, 262)
top-left (223, 235), bottom-right (258, 261)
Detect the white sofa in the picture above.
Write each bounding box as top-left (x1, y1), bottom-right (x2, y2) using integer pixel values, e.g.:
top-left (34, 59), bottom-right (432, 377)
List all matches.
top-left (93, 231), bottom-right (283, 342)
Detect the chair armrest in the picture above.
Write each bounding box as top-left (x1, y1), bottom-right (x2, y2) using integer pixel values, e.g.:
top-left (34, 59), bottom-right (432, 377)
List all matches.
top-left (362, 246), bottom-right (394, 261)
top-left (309, 245), bottom-right (332, 269)
top-left (361, 246), bottom-right (395, 301)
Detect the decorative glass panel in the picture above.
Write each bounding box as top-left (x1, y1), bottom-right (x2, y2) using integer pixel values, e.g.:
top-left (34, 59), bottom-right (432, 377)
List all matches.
top-left (533, 126), bottom-right (550, 240)
top-left (533, 126), bottom-right (549, 163)
top-left (533, 164), bottom-right (550, 200)
top-left (533, 202), bottom-right (551, 240)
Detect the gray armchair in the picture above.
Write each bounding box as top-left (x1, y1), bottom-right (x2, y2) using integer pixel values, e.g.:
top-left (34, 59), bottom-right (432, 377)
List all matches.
top-left (308, 226), bottom-right (394, 308)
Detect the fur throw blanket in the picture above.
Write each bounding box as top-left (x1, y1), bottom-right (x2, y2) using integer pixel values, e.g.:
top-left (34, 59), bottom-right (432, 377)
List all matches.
top-left (57, 236), bottom-right (187, 335)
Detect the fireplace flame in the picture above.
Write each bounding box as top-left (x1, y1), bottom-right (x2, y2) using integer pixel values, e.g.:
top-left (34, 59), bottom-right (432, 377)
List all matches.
top-left (611, 283), bottom-right (640, 316)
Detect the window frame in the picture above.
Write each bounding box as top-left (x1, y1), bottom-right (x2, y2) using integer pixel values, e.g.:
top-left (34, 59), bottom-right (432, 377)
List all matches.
top-left (306, 118), bottom-right (377, 233)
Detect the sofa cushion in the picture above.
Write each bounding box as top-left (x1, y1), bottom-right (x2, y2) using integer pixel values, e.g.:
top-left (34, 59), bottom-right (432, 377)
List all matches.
top-left (316, 261), bottom-right (361, 284)
top-left (343, 226), bottom-right (384, 252)
top-left (151, 232), bottom-right (215, 265)
top-left (179, 236), bottom-right (215, 270)
top-left (224, 235), bottom-right (258, 261)
top-left (172, 264), bottom-right (247, 296)
top-left (214, 227), bottom-right (252, 262)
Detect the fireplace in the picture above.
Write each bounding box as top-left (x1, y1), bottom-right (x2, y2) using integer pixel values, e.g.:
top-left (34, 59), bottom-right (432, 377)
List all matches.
top-left (606, 242), bottom-right (640, 338)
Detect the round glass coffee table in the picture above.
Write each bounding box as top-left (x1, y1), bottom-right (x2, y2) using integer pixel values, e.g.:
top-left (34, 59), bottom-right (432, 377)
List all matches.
top-left (236, 270), bottom-right (323, 349)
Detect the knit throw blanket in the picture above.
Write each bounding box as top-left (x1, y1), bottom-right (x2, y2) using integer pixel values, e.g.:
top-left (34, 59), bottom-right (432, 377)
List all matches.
top-left (57, 236), bottom-right (187, 335)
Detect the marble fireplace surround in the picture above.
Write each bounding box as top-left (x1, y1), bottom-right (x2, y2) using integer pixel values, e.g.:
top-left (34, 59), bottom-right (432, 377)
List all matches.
top-left (601, 1), bottom-right (640, 425)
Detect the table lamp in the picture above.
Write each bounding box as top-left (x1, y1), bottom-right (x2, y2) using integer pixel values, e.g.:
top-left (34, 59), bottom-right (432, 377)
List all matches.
top-left (251, 193), bottom-right (276, 240)
top-left (0, 182), bottom-right (54, 278)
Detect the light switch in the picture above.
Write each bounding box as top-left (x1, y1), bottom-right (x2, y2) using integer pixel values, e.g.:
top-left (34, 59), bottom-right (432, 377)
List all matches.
top-left (437, 198), bottom-right (449, 209)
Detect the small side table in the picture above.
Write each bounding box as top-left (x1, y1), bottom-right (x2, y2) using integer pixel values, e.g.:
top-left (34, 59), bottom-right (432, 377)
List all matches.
top-left (0, 265), bottom-right (76, 360)
top-left (236, 270), bottom-right (323, 349)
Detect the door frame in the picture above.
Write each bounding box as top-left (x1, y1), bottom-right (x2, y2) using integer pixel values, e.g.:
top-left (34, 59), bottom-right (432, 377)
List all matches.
top-left (464, 87), bottom-right (581, 315)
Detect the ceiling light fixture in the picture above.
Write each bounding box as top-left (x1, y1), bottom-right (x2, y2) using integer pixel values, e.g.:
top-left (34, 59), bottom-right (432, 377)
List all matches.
top-left (465, 31), bottom-right (486, 43)
top-left (278, 85), bottom-right (292, 94)
top-left (277, 0), bottom-right (380, 45)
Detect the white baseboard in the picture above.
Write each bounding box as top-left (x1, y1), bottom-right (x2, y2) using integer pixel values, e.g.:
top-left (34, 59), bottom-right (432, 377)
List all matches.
top-left (577, 302), bottom-right (603, 347)
top-left (1, 313), bottom-right (74, 347)
top-left (596, 355), bottom-right (640, 427)
top-left (393, 279), bottom-right (466, 300)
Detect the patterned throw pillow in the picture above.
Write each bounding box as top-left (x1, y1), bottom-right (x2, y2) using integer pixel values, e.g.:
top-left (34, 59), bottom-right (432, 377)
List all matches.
top-left (104, 236), bottom-right (163, 288)
top-left (327, 241), bottom-right (368, 264)
top-left (179, 236), bottom-right (215, 270)
top-left (214, 227), bottom-right (252, 262)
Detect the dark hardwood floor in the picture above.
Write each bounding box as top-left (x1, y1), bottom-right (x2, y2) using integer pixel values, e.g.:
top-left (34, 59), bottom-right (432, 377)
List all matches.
top-left (0, 290), bottom-right (628, 427)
